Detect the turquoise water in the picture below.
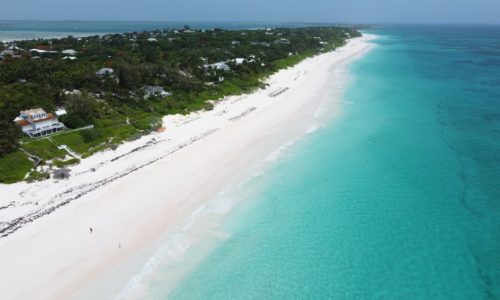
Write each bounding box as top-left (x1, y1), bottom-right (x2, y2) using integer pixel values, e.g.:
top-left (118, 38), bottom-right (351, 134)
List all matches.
top-left (163, 26), bottom-right (500, 299)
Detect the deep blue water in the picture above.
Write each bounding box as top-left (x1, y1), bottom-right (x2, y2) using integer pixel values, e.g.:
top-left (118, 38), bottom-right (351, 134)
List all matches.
top-left (161, 26), bottom-right (500, 299)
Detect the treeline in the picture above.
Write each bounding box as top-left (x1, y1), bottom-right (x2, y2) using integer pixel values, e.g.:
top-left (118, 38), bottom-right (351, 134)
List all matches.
top-left (0, 26), bottom-right (360, 157)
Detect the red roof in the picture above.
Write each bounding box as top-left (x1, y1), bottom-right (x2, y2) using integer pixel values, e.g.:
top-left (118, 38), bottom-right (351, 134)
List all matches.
top-left (35, 45), bottom-right (51, 51)
top-left (15, 113), bottom-right (57, 127)
top-left (15, 119), bottom-right (29, 127)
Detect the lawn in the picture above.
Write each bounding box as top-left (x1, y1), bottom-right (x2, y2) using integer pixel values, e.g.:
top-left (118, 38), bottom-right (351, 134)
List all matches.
top-left (21, 138), bottom-right (67, 161)
top-left (0, 150), bottom-right (33, 184)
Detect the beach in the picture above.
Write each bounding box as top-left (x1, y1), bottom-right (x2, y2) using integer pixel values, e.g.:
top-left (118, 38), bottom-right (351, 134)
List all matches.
top-left (0, 34), bottom-right (374, 300)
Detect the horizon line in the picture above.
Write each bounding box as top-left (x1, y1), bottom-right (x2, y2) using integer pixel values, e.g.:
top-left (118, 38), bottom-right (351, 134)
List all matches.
top-left (0, 19), bottom-right (499, 26)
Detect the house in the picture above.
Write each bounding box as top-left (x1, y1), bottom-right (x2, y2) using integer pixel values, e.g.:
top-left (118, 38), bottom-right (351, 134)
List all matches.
top-left (275, 38), bottom-right (290, 45)
top-left (14, 108), bottom-right (67, 138)
top-left (233, 58), bottom-right (245, 65)
top-left (55, 108), bottom-right (67, 117)
top-left (204, 61), bottom-right (230, 71)
top-left (0, 49), bottom-right (15, 57)
top-left (147, 38), bottom-right (158, 42)
top-left (62, 49), bottom-right (78, 55)
top-left (63, 89), bottom-right (82, 96)
top-left (29, 49), bottom-right (58, 55)
top-left (143, 85), bottom-right (172, 99)
top-left (96, 68), bottom-right (114, 77)
top-left (0, 48), bottom-right (22, 60)
top-left (250, 41), bottom-right (271, 47)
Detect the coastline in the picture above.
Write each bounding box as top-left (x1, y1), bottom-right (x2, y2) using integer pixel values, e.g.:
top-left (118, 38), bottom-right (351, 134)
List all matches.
top-left (0, 34), bottom-right (375, 299)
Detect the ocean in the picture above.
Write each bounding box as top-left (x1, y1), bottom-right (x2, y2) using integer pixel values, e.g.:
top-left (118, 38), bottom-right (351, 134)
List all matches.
top-left (24, 23), bottom-right (499, 299)
top-left (159, 25), bottom-right (500, 299)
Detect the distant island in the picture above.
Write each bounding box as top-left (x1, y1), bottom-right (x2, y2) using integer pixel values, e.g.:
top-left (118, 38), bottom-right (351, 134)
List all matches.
top-left (0, 26), bottom-right (360, 184)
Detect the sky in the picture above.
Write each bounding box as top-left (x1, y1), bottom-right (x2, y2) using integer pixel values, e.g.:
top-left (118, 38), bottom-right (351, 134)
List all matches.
top-left (1, 0), bottom-right (499, 24)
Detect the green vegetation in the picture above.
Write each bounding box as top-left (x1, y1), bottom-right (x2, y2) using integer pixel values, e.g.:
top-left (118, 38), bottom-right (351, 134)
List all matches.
top-left (0, 150), bottom-right (33, 183)
top-left (0, 26), bottom-right (361, 183)
top-left (271, 50), bottom-right (315, 70)
top-left (53, 158), bottom-right (80, 168)
top-left (21, 139), bottom-right (66, 161)
top-left (25, 170), bottom-right (50, 183)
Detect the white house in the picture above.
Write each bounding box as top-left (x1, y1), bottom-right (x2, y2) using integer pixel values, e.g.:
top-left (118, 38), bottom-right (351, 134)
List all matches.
top-left (204, 61), bottom-right (230, 71)
top-left (0, 47), bottom-right (22, 60)
top-left (233, 58), bottom-right (245, 65)
top-left (96, 68), bottom-right (114, 77)
top-left (143, 85), bottom-right (172, 99)
top-left (62, 49), bottom-right (78, 55)
top-left (29, 49), bottom-right (58, 55)
top-left (14, 108), bottom-right (67, 138)
top-left (55, 108), bottom-right (67, 117)
top-left (147, 38), bottom-right (158, 42)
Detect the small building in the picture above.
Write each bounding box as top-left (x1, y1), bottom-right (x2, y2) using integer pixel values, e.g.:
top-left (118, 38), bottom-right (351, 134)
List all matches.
top-left (29, 49), bottom-right (58, 55)
top-left (14, 108), bottom-right (67, 138)
top-left (250, 41), bottom-right (271, 47)
top-left (96, 68), bottom-right (114, 77)
top-left (143, 85), bottom-right (172, 99)
top-left (147, 38), bottom-right (158, 42)
top-left (62, 49), bottom-right (78, 55)
top-left (233, 58), bottom-right (245, 65)
top-left (0, 48), bottom-right (22, 60)
top-left (63, 89), bottom-right (82, 96)
top-left (275, 38), bottom-right (290, 45)
top-left (204, 61), bottom-right (230, 71)
top-left (55, 108), bottom-right (67, 117)
top-left (0, 49), bottom-right (15, 57)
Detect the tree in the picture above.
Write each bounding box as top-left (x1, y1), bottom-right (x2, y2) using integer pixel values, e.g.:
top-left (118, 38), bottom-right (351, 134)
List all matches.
top-left (116, 62), bottom-right (142, 90)
top-left (62, 94), bottom-right (99, 128)
top-left (0, 115), bottom-right (20, 157)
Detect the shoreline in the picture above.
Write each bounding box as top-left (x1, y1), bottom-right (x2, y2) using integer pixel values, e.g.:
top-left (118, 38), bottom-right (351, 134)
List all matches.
top-left (0, 34), bottom-right (375, 299)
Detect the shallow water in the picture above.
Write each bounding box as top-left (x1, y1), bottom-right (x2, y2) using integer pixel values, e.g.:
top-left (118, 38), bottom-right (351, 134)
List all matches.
top-left (164, 26), bottom-right (500, 299)
top-left (71, 25), bottom-right (500, 300)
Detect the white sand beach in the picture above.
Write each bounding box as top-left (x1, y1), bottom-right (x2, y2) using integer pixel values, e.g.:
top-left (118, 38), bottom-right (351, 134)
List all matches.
top-left (0, 35), bottom-right (374, 299)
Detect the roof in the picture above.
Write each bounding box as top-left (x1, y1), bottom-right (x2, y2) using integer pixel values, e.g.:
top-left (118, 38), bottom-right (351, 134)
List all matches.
top-left (15, 108), bottom-right (57, 127)
top-left (96, 68), bottom-right (114, 76)
top-left (6, 45), bottom-right (18, 50)
top-left (32, 113), bottom-right (56, 123)
top-left (15, 119), bottom-right (30, 127)
top-left (205, 61), bottom-right (230, 71)
top-left (55, 108), bottom-right (67, 116)
top-left (0, 49), bottom-right (15, 56)
top-left (29, 49), bottom-right (58, 54)
top-left (144, 85), bottom-right (165, 93)
top-left (21, 108), bottom-right (46, 116)
top-left (234, 58), bottom-right (245, 65)
top-left (62, 49), bottom-right (78, 55)
top-left (143, 85), bottom-right (172, 98)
